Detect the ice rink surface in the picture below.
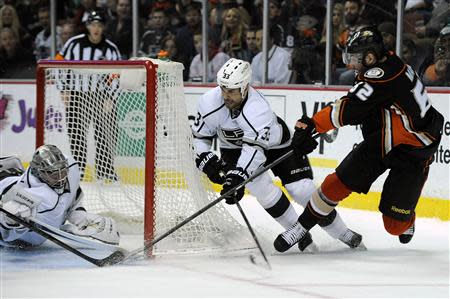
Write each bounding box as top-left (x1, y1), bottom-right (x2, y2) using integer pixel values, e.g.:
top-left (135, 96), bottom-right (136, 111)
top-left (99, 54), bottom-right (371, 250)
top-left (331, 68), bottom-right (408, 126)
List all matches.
top-left (1, 196), bottom-right (449, 298)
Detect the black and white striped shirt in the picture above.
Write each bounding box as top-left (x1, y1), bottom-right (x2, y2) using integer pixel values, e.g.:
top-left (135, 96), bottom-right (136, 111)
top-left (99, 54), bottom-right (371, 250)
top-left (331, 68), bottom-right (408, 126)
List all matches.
top-left (57, 34), bottom-right (121, 61)
top-left (55, 34), bottom-right (121, 92)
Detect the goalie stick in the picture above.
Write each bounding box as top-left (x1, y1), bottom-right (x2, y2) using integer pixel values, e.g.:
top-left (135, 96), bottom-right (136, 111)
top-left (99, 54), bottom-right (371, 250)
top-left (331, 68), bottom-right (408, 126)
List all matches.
top-left (0, 207), bottom-right (127, 267)
top-left (121, 131), bottom-right (331, 265)
top-left (30, 217), bottom-right (122, 252)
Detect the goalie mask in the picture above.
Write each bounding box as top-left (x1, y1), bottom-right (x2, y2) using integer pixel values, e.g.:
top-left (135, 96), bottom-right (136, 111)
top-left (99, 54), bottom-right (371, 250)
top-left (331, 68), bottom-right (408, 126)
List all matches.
top-left (217, 58), bottom-right (251, 99)
top-left (343, 27), bottom-right (386, 67)
top-left (30, 145), bottom-right (68, 191)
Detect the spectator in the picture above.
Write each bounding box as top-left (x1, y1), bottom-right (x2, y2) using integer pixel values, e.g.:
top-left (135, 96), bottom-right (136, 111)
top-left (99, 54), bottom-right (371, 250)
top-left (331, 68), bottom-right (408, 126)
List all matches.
top-left (281, 0), bottom-right (326, 33)
top-left (189, 33), bottom-right (230, 82)
top-left (320, 2), bottom-right (346, 80)
top-left (59, 21), bottom-right (76, 47)
top-left (210, 0), bottom-right (250, 29)
top-left (415, 0), bottom-right (450, 39)
top-left (220, 7), bottom-right (249, 61)
top-left (422, 24), bottom-right (450, 86)
top-left (359, 0), bottom-right (396, 25)
top-left (105, 0), bottom-right (133, 58)
top-left (0, 4), bottom-right (32, 48)
top-left (0, 27), bottom-right (34, 79)
top-left (175, 4), bottom-right (202, 80)
top-left (338, 0), bottom-right (369, 84)
top-left (268, 0), bottom-right (292, 49)
top-left (245, 27), bottom-right (262, 62)
top-left (160, 34), bottom-right (188, 79)
top-left (378, 21), bottom-right (396, 52)
top-left (34, 6), bottom-right (61, 61)
top-left (290, 15), bottom-right (323, 84)
top-left (402, 34), bottom-right (420, 70)
top-left (140, 8), bottom-right (174, 58)
top-left (251, 24), bottom-right (291, 84)
top-left (149, 0), bottom-right (181, 28)
top-left (97, 0), bottom-right (117, 21)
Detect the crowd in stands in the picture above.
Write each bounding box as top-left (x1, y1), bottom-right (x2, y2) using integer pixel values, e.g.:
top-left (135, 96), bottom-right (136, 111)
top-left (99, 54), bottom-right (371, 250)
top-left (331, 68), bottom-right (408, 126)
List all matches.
top-left (0, 0), bottom-right (449, 86)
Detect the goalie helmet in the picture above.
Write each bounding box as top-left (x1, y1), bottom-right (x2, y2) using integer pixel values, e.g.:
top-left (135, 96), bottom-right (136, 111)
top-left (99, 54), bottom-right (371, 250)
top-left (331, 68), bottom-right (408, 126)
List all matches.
top-left (217, 58), bottom-right (252, 98)
top-left (343, 27), bottom-right (386, 66)
top-left (30, 145), bottom-right (68, 191)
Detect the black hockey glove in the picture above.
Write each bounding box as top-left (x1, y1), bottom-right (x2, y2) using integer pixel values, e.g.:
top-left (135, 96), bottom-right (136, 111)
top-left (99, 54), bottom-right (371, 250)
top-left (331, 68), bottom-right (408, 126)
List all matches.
top-left (195, 152), bottom-right (228, 184)
top-left (221, 167), bottom-right (248, 205)
top-left (292, 115), bottom-right (318, 157)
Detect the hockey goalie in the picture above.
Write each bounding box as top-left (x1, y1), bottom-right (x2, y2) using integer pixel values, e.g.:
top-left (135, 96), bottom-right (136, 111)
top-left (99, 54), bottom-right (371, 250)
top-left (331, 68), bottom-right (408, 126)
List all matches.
top-left (0, 144), bottom-right (120, 248)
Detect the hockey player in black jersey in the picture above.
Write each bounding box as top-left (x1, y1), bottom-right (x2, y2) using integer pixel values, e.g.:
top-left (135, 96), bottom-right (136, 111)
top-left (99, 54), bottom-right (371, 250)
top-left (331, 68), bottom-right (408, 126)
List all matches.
top-left (192, 58), bottom-right (363, 252)
top-left (275, 27), bottom-right (444, 252)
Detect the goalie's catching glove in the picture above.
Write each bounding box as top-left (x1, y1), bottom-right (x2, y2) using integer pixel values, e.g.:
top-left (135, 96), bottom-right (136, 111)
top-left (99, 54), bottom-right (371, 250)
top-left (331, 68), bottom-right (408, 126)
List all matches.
top-left (195, 152), bottom-right (228, 184)
top-left (220, 167), bottom-right (248, 205)
top-left (62, 210), bottom-right (120, 245)
top-left (292, 115), bottom-right (318, 157)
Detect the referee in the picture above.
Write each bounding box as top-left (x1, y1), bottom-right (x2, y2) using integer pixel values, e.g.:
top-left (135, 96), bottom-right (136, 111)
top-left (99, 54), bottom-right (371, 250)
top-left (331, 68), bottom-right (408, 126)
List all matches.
top-left (56, 10), bottom-right (121, 182)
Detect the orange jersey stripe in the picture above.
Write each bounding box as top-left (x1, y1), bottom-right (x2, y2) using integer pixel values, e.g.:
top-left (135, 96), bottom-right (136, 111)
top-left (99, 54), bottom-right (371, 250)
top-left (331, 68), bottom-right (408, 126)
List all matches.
top-left (312, 106), bottom-right (335, 133)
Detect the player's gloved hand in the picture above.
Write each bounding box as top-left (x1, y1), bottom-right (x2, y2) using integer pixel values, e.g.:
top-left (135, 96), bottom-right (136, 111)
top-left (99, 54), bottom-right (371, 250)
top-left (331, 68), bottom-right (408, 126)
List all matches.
top-left (62, 210), bottom-right (120, 245)
top-left (292, 115), bottom-right (319, 157)
top-left (0, 185), bottom-right (42, 228)
top-left (195, 152), bottom-right (228, 184)
top-left (220, 167), bottom-right (248, 205)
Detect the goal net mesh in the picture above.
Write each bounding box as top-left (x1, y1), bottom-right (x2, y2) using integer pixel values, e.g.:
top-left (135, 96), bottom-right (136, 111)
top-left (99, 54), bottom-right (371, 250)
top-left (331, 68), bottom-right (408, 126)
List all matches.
top-left (40, 60), bottom-right (255, 255)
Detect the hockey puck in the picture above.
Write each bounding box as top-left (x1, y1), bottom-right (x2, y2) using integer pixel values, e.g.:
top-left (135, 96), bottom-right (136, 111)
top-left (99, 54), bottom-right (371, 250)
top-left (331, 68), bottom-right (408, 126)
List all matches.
top-left (249, 254), bottom-right (256, 264)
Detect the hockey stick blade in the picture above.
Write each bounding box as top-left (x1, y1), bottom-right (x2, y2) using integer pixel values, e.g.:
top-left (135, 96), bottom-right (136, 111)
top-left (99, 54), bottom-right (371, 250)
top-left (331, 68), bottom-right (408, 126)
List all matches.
top-left (0, 207), bottom-right (127, 267)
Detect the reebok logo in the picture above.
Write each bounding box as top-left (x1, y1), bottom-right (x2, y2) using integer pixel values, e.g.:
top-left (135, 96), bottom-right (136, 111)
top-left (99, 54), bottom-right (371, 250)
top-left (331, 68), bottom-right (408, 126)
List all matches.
top-left (391, 206), bottom-right (411, 215)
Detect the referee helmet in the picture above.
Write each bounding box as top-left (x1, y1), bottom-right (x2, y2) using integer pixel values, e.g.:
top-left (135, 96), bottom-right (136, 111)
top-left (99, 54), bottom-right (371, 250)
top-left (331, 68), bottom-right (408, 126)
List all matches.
top-left (84, 10), bottom-right (105, 25)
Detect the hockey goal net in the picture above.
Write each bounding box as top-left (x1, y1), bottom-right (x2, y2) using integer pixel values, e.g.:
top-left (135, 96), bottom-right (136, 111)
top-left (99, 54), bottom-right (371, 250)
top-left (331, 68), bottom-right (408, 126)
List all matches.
top-left (36, 59), bottom-right (254, 255)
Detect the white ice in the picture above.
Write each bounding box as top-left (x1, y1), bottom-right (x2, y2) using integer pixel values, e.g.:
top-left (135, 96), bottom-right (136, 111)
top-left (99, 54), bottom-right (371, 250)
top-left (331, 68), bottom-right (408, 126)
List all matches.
top-left (1, 196), bottom-right (449, 298)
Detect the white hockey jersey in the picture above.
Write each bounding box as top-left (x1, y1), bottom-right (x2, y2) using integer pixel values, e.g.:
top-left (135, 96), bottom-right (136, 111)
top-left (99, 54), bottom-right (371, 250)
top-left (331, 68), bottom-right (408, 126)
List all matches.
top-left (0, 156), bottom-right (83, 246)
top-left (192, 86), bottom-right (290, 175)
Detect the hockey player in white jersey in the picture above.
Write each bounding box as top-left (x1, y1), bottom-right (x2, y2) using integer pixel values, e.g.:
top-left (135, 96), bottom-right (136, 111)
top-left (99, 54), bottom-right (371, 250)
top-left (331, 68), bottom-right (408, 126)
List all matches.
top-left (192, 58), bottom-right (363, 252)
top-left (0, 145), bottom-right (120, 248)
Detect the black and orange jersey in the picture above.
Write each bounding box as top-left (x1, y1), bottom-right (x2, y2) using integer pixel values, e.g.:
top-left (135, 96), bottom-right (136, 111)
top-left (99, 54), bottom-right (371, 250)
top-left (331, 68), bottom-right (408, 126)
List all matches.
top-left (313, 52), bottom-right (443, 157)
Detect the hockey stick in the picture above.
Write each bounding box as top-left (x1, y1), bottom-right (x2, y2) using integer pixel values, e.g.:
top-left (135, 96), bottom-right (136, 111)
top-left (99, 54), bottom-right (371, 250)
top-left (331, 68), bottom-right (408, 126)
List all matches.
top-left (30, 217), bottom-right (122, 252)
top-left (235, 201), bottom-right (271, 269)
top-left (0, 207), bottom-right (127, 267)
top-left (122, 132), bottom-right (325, 263)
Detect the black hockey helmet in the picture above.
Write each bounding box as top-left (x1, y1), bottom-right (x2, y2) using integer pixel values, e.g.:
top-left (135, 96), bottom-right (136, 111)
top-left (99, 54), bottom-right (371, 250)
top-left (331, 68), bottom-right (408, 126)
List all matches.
top-left (85, 10), bottom-right (105, 25)
top-left (343, 27), bottom-right (386, 66)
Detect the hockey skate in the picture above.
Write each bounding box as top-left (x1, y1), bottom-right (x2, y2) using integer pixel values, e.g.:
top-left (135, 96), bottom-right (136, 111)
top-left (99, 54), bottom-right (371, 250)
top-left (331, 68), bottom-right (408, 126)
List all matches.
top-left (274, 222), bottom-right (307, 252)
top-left (399, 223), bottom-right (415, 244)
top-left (339, 229), bottom-right (365, 249)
top-left (297, 231), bottom-right (319, 253)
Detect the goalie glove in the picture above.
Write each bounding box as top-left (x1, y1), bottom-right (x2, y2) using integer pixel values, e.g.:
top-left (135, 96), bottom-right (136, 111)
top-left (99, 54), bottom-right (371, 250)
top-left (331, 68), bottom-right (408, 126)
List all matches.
top-left (0, 185), bottom-right (42, 229)
top-left (195, 152), bottom-right (228, 184)
top-left (62, 210), bottom-right (120, 245)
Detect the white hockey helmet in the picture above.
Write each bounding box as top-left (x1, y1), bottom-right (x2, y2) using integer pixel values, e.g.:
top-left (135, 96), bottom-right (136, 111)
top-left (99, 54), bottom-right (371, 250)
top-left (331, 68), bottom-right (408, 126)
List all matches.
top-left (217, 58), bottom-right (251, 98)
